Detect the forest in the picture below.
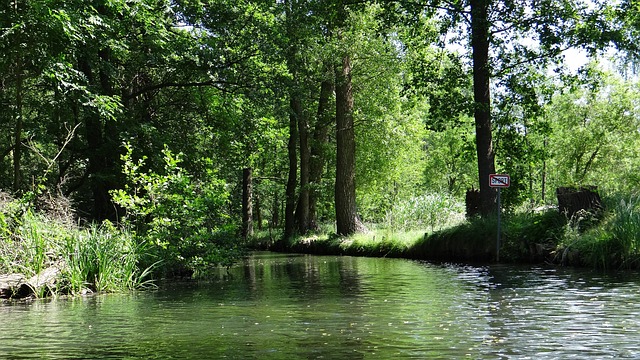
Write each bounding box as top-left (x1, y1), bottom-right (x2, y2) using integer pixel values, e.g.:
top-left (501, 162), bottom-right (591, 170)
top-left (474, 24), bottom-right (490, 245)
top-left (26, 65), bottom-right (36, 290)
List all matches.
top-left (1, 0), bottom-right (640, 294)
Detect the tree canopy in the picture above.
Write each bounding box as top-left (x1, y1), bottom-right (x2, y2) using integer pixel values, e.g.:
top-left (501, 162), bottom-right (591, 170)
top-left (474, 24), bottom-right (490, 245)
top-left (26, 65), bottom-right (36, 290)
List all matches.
top-left (1, 0), bottom-right (639, 271)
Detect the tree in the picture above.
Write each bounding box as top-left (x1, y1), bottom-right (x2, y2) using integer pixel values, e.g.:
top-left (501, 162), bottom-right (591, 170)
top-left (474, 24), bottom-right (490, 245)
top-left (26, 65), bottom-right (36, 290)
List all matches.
top-left (398, 0), bottom-right (592, 215)
top-left (308, 67), bottom-right (334, 231)
top-left (0, 0), bottom-right (81, 193)
top-left (545, 64), bottom-right (640, 195)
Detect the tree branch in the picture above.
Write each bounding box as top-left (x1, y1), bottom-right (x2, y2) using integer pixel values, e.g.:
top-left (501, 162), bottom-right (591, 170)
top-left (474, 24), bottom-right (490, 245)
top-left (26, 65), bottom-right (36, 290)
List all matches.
top-left (124, 79), bottom-right (244, 100)
top-left (492, 44), bottom-right (573, 77)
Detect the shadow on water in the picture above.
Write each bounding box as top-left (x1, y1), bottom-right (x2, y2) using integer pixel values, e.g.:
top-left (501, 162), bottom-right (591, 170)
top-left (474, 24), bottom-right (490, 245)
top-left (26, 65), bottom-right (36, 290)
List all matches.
top-left (2, 253), bottom-right (640, 359)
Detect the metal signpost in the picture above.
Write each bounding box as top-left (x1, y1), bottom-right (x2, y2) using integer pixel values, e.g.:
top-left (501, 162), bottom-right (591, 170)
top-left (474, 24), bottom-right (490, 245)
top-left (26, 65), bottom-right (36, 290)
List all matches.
top-left (489, 174), bottom-right (510, 262)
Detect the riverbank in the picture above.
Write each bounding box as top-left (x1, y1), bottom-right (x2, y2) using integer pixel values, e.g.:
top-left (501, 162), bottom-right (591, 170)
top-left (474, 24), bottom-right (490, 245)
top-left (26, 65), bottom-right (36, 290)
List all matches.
top-left (0, 189), bottom-right (245, 300)
top-left (264, 211), bottom-right (561, 265)
top-left (0, 195), bottom-right (152, 300)
top-left (263, 195), bottom-right (640, 270)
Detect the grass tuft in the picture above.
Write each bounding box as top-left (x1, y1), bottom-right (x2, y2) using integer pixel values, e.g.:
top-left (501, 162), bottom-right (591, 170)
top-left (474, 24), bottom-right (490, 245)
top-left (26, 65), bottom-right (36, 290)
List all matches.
top-left (0, 194), bottom-right (154, 297)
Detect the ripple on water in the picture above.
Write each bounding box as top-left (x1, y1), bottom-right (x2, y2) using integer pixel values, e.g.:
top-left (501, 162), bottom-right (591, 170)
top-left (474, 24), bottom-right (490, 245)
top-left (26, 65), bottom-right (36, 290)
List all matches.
top-left (2, 256), bottom-right (640, 359)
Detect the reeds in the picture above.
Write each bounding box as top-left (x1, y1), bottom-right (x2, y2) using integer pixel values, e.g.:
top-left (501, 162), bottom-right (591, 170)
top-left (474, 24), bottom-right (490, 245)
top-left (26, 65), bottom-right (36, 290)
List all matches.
top-left (384, 193), bottom-right (465, 232)
top-left (63, 223), bottom-right (155, 294)
top-left (572, 194), bottom-right (640, 269)
top-left (0, 197), bottom-right (153, 297)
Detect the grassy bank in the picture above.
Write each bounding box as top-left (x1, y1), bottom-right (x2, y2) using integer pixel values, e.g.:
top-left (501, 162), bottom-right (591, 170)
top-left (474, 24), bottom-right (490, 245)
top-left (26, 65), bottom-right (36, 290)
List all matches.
top-left (0, 196), bottom-right (153, 298)
top-left (263, 193), bottom-right (640, 270)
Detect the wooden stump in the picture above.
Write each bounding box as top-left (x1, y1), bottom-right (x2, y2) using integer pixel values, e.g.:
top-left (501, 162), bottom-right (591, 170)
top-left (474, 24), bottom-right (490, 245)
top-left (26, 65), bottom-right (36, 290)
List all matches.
top-left (465, 188), bottom-right (480, 218)
top-left (556, 186), bottom-right (603, 218)
top-left (0, 265), bottom-right (62, 299)
top-left (0, 273), bottom-right (29, 298)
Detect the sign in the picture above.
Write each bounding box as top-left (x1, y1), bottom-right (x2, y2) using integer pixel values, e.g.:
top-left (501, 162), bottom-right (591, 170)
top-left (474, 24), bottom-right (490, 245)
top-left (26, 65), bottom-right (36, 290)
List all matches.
top-left (490, 173), bottom-right (510, 262)
top-left (489, 174), bottom-right (510, 188)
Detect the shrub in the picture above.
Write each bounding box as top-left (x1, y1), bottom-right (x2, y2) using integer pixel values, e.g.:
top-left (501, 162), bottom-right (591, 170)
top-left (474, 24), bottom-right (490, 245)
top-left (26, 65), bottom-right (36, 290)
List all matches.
top-left (112, 143), bottom-right (243, 277)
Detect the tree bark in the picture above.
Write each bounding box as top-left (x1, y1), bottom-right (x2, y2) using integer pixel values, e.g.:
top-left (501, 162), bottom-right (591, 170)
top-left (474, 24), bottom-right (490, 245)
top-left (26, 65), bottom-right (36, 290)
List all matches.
top-left (335, 54), bottom-right (365, 236)
top-left (295, 98), bottom-right (310, 235)
top-left (308, 77), bottom-right (333, 231)
top-left (284, 95), bottom-right (300, 240)
top-left (13, 55), bottom-right (23, 193)
top-left (471, 0), bottom-right (497, 217)
top-left (242, 167), bottom-right (254, 239)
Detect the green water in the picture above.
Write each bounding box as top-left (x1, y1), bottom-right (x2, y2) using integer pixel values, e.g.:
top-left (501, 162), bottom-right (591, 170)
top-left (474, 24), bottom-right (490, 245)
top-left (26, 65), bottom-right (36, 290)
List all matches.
top-left (2, 252), bottom-right (640, 359)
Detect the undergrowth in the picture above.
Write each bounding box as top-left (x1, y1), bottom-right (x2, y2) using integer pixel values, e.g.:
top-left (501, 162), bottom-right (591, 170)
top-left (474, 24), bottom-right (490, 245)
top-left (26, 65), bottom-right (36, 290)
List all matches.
top-left (0, 193), bottom-right (154, 297)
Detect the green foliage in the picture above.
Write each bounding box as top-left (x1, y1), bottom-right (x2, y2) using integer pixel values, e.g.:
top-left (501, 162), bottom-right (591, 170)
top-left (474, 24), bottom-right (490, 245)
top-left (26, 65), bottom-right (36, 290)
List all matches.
top-left (2, 0), bottom-right (640, 274)
top-left (494, 66), bottom-right (556, 209)
top-left (112, 143), bottom-right (242, 276)
top-left (422, 116), bottom-right (477, 196)
top-left (0, 194), bottom-right (151, 296)
top-left (384, 192), bottom-right (465, 232)
top-left (570, 194), bottom-right (640, 269)
top-left (545, 65), bottom-right (640, 196)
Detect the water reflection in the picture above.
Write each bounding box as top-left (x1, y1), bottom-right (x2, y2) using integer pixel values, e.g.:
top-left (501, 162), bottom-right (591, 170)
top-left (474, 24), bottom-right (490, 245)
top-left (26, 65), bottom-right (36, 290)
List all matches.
top-left (2, 253), bottom-right (640, 358)
top-left (482, 266), bottom-right (640, 359)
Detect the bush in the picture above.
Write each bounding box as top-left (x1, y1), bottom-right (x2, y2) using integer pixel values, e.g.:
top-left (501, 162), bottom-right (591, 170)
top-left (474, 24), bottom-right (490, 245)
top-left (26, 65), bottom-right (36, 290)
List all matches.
top-left (112, 143), bottom-right (243, 277)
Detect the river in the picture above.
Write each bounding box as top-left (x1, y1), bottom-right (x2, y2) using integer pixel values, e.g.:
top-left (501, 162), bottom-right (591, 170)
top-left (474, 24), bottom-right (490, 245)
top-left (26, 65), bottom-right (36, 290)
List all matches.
top-left (2, 252), bottom-right (640, 359)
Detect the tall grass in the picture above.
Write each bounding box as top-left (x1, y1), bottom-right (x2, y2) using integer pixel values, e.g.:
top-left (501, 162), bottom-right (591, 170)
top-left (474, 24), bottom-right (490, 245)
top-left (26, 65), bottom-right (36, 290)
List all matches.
top-left (63, 223), bottom-right (155, 294)
top-left (0, 195), bottom-right (154, 297)
top-left (0, 209), bottom-right (65, 276)
top-left (343, 229), bottom-right (424, 257)
top-left (573, 194), bottom-right (640, 269)
top-left (610, 195), bottom-right (640, 266)
top-left (384, 193), bottom-right (465, 232)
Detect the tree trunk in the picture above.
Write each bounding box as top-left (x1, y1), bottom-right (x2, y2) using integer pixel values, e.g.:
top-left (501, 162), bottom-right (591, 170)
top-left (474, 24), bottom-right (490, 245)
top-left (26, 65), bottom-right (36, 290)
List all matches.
top-left (255, 193), bottom-right (262, 231)
top-left (271, 194), bottom-right (279, 228)
top-left (13, 55), bottom-right (23, 193)
top-left (242, 167), bottom-right (253, 239)
top-left (556, 186), bottom-right (603, 218)
top-left (284, 0), bottom-right (300, 240)
top-left (471, 0), bottom-right (497, 217)
top-left (309, 77), bottom-right (333, 231)
top-left (295, 99), bottom-right (310, 235)
top-left (284, 96), bottom-right (300, 240)
top-left (78, 48), bottom-right (119, 221)
top-left (335, 54), bottom-right (365, 236)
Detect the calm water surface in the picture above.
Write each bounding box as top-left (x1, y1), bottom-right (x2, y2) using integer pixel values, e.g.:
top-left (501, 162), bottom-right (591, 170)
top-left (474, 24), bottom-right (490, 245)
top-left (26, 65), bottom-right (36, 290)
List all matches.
top-left (2, 252), bottom-right (640, 359)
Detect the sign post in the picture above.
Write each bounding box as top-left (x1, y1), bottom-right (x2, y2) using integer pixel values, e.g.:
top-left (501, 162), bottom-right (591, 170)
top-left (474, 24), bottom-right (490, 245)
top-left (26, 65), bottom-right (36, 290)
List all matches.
top-left (489, 174), bottom-right (510, 262)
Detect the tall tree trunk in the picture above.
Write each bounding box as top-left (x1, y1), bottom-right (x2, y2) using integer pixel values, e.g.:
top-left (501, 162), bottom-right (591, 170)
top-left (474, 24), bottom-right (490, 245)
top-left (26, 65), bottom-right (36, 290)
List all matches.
top-left (284, 96), bottom-right (300, 240)
top-left (242, 167), bottom-right (254, 239)
top-left (271, 194), bottom-right (280, 228)
top-left (284, 0), bottom-right (300, 240)
top-left (295, 100), bottom-right (310, 235)
top-left (13, 55), bottom-right (23, 193)
top-left (308, 77), bottom-right (333, 231)
top-left (78, 48), bottom-right (119, 221)
top-left (335, 54), bottom-right (365, 236)
top-left (255, 193), bottom-right (262, 231)
top-left (471, 0), bottom-right (497, 217)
